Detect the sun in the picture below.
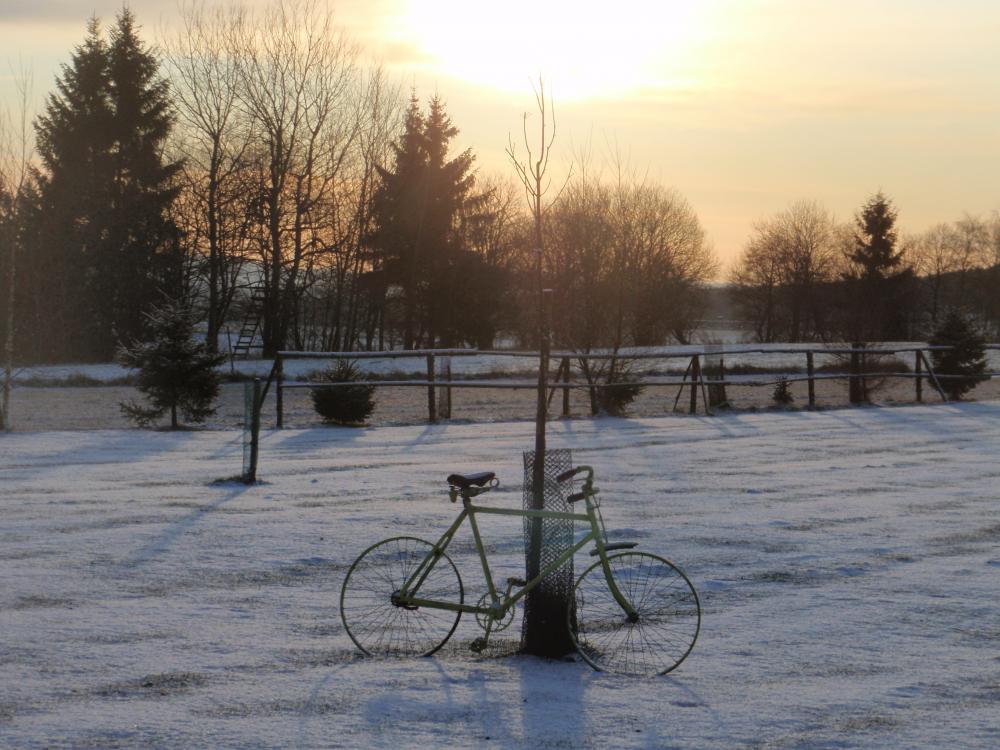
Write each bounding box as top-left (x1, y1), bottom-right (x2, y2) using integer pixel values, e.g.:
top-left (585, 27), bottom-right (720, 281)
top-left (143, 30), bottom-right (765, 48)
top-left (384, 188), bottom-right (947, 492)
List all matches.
top-left (396, 0), bottom-right (708, 101)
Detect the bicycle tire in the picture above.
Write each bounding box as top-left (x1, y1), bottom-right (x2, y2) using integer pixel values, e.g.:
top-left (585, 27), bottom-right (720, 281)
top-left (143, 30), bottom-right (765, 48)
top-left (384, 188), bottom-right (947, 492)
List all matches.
top-left (570, 552), bottom-right (700, 676)
top-left (340, 536), bottom-right (463, 657)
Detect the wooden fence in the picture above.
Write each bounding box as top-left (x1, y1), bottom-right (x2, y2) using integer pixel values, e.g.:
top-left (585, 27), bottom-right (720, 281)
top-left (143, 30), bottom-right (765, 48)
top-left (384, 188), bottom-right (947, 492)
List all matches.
top-left (261, 344), bottom-right (1000, 426)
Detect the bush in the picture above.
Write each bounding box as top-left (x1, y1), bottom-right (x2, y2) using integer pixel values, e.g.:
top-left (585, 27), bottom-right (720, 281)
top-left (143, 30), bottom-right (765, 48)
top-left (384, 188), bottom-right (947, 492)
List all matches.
top-left (929, 312), bottom-right (989, 400)
top-left (772, 376), bottom-right (794, 406)
top-left (118, 299), bottom-right (226, 429)
top-left (597, 359), bottom-right (643, 417)
top-left (311, 360), bottom-right (376, 424)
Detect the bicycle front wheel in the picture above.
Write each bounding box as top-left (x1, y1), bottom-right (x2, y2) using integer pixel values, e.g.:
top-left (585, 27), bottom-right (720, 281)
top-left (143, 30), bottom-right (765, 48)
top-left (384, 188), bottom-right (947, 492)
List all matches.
top-left (570, 552), bottom-right (700, 676)
top-left (340, 536), bottom-right (463, 657)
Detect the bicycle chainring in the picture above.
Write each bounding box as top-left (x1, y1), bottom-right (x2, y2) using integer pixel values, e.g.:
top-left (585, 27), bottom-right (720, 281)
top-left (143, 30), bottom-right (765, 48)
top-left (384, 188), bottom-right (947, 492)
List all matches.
top-left (475, 594), bottom-right (514, 632)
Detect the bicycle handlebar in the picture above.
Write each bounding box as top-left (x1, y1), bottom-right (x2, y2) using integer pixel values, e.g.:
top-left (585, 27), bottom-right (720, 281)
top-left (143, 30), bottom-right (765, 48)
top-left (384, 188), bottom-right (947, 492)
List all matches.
top-left (557, 465), bottom-right (593, 483)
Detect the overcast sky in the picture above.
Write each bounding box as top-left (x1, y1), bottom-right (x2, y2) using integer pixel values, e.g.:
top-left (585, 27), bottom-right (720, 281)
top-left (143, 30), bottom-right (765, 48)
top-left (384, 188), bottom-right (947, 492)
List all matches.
top-left (2, 0), bottom-right (999, 269)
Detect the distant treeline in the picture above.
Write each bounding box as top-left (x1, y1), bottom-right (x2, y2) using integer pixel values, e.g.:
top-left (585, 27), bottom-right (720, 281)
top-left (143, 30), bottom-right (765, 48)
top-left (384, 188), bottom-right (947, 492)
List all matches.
top-left (729, 198), bottom-right (1000, 343)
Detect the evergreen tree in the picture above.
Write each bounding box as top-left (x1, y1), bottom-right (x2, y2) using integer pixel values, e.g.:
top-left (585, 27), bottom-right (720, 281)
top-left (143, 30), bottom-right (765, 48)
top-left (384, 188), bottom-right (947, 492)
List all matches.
top-left (369, 95), bottom-right (427, 349)
top-left (118, 297), bottom-right (225, 429)
top-left (850, 191), bottom-right (903, 280)
top-left (310, 360), bottom-right (376, 425)
top-left (369, 95), bottom-right (486, 348)
top-left (33, 18), bottom-right (115, 360)
top-left (105, 9), bottom-right (183, 344)
top-left (841, 192), bottom-right (914, 341)
top-left (929, 311), bottom-right (988, 400)
top-left (30, 9), bottom-right (181, 362)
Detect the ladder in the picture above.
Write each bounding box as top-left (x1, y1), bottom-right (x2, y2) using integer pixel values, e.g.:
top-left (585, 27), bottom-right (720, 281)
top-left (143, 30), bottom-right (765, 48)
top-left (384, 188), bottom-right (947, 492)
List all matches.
top-left (231, 285), bottom-right (265, 360)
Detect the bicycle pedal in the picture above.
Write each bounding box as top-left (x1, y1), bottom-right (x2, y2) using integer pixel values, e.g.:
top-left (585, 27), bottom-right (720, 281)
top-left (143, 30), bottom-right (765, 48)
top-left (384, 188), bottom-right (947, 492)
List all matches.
top-left (507, 577), bottom-right (526, 587)
top-left (469, 637), bottom-right (488, 653)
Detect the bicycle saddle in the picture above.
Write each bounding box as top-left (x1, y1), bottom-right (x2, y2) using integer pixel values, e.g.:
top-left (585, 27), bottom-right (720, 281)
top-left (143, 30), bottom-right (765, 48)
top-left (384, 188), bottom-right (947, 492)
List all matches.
top-left (446, 471), bottom-right (496, 490)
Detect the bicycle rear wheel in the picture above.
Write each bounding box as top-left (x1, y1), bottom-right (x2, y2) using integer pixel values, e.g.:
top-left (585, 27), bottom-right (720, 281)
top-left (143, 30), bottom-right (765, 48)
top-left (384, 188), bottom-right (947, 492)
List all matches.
top-left (340, 536), bottom-right (463, 657)
top-left (570, 552), bottom-right (700, 676)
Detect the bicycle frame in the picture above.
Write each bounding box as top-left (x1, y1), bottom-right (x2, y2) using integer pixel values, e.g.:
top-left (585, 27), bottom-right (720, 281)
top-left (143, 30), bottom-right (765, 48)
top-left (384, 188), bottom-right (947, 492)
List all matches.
top-left (397, 488), bottom-right (638, 625)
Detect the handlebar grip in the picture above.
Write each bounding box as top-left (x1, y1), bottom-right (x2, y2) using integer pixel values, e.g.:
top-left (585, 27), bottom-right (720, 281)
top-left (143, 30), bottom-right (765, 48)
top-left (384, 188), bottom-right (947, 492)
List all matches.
top-left (557, 467), bottom-right (583, 483)
top-left (567, 492), bottom-right (587, 503)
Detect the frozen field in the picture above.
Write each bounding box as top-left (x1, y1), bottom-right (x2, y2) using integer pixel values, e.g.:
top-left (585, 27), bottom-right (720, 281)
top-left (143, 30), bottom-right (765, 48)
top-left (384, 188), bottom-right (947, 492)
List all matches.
top-left (2, 403), bottom-right (999, 748)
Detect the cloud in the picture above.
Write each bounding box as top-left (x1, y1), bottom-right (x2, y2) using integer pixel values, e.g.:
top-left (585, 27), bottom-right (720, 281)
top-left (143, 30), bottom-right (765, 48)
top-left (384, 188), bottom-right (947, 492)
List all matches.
top-left (1, 1), bottom-right (179, 24)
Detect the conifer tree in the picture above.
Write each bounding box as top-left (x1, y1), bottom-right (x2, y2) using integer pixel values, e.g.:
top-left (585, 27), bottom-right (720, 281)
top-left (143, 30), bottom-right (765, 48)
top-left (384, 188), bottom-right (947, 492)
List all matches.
top-left (31, 9), bottom-right (180, 362)
top-left (369, 95), bottom-right (486, 348)
top-left (118, 297), bottom-right (225, 429)
top-left (929, 311), bottom-right (988, 400)
top-left (850, 192), bottom-right (903, 280)
top-left (33, 18), bottom-right (115, 360)
top-left (105, 9), bottom-right (183, 344)
top-left (841, 191), bottom-right (914, 342)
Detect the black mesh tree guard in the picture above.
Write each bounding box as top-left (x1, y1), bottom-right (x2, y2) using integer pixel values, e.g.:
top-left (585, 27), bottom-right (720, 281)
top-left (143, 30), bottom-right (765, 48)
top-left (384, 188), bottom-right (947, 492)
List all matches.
top-left (522, 448), bottom-right (575, 655)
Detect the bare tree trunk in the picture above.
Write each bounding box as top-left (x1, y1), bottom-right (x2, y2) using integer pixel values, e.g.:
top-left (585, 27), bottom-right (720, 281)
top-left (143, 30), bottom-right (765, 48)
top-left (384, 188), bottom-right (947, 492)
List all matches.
top-left (507, 78), bottom-right (574, 658)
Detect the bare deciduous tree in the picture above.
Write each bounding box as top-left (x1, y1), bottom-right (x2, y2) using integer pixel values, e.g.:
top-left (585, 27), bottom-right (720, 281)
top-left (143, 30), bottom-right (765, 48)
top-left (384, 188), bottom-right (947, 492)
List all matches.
top-left (164, 0), bottom-right (257, 351)
top-left (506, 77), bottom-right (573, 658)
top-left (229, 0), bottom-right (360, 355)
top-left (908, 223), bottom-right (958, 327)
top-left (0, 64), bottom-right (33, 430)
top-left (730, 201), bottom-right (839, 342)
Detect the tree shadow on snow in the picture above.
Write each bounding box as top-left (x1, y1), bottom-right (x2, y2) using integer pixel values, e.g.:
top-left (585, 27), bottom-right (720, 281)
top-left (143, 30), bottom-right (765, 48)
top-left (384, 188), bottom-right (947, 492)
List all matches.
top-left (120, 481), bottom-right (254, 567)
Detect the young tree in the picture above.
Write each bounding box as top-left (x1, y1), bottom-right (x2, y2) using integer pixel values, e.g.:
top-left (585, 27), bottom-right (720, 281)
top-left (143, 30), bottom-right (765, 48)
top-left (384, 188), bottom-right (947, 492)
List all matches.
top-left (929, 311), bottom-right (988, 400)
top-left (119, 297), bottom-right (226, 428)
top-left (0, 64), bottom-right (33, 429)
top-left (310, 359), bottom-right (375, 424)
top-left (506, 78), bottom-right (571, 658)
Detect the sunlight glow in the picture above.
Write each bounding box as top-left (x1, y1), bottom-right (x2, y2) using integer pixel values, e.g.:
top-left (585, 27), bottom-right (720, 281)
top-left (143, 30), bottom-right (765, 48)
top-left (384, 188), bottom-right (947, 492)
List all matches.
top-left (396, 0), bottom-right (710, 101)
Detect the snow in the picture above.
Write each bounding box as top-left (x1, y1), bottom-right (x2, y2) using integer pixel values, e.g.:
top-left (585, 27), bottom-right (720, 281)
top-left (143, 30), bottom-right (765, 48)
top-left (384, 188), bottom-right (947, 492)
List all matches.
top-left (2, 403), bottom-right (999, 748)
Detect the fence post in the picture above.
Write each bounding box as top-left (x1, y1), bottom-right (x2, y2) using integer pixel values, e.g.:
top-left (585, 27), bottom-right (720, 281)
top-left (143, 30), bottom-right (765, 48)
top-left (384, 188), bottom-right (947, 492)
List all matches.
top-left (244, 378), bottom-right (261, 483)
top-left (704, 344), bottom-right (727, 409)
top-left (915, 350), bottom-right (923, 402)
top-left (689, 355), bottom-right (700, 414)
top-left (438, 355), bottom-right (452, 420)
top-left (849, 343), bottom-right (864, 404)
top-left (806, 351), bottom-right (816, 407)
top-left (275, 354), bottom-right (284, 428)
top-left (562, 356), bottom-right (571, 417)
top-left (426, 354), bottom-right (437, 423)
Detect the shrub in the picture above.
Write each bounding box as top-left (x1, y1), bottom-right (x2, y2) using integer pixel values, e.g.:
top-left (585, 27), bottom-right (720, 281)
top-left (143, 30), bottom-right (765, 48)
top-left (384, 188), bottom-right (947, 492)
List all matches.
top-left (311, 360), bottom-right (376, 425)
top-left (772, 376), bottom-right (794, 406)
top-left (118, 299), bottom-right (226, 428)
top-left (597, 359), bottom-right (643, 417)
top-left (929, 312), bottom-right (989, 400)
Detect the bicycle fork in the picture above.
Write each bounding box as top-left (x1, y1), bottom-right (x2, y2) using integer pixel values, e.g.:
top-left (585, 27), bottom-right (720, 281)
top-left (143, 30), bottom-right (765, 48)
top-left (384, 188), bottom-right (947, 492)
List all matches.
top-left (584, 498), bottom-right (641, 624)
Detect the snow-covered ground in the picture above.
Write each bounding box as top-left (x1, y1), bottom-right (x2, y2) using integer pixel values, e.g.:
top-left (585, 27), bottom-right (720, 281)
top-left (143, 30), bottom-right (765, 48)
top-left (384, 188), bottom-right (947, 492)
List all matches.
top-left (2, 404), bottom-right (999, 748)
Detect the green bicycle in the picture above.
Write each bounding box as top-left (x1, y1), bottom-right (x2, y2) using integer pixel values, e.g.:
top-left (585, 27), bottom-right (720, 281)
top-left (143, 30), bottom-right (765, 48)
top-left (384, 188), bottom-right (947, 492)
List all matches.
top-left (339, 466), bottom-right (701, 676)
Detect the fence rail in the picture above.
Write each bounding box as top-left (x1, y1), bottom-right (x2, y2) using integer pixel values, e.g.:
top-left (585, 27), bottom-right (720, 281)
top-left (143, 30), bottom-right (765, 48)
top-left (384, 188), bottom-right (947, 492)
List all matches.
top-left (262, 344), bottom-right (1000, 426)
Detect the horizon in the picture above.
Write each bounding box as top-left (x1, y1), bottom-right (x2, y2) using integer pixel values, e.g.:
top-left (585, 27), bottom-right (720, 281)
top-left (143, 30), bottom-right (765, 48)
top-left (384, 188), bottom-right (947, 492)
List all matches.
top-left (2, 0), bottom-right (999, 272)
